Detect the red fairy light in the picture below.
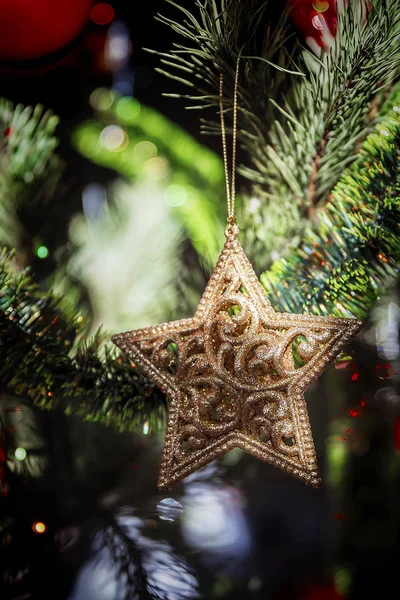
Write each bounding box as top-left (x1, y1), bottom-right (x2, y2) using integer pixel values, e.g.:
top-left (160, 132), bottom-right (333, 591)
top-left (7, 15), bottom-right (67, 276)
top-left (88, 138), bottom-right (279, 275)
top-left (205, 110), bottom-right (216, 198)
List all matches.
top-left (376, 364), bottom-right (392, 379)
top-left (351, 373), bottom-right (359, 381)
top-left (335, 512), bottom-right (346, 520)
top-left (349, 408), bottom-right (361, 417)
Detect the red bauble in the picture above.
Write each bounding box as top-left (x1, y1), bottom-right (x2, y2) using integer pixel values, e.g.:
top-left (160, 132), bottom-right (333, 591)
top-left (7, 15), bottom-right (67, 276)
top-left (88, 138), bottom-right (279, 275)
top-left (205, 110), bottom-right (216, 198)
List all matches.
top-left (0, 0), bottom-right (93, 61)
top-left (290, 0), bottom-right (338, 51)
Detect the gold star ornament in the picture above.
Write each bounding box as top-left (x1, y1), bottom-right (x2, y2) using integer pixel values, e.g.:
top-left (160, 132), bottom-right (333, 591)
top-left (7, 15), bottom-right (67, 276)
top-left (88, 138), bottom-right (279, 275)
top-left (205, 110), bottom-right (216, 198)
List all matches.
top-left (112, 224), bottom-right (363, 489)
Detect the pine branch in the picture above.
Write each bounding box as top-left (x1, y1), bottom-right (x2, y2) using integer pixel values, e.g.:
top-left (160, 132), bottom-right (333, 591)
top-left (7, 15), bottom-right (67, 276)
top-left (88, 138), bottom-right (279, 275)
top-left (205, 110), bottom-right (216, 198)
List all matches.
top-left (0, 99), bottom-right (63, 254)
top-left (0, 251), bottom-right (166, 432)
top-left (260, 87), bottom-right (400, 318)
top-left (151, 0), bottom-right (400, 263)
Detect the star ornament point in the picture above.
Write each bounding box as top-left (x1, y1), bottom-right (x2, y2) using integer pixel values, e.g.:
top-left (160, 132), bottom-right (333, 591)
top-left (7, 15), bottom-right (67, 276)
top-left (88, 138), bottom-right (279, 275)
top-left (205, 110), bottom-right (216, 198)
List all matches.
top-left (112, 232), bottom-right (363, 489)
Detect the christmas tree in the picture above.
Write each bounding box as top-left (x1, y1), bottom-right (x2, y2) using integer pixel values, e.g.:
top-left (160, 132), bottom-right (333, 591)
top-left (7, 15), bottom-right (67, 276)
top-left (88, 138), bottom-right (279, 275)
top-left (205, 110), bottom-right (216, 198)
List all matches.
top-left (1, 1), bottom-right (400, 598)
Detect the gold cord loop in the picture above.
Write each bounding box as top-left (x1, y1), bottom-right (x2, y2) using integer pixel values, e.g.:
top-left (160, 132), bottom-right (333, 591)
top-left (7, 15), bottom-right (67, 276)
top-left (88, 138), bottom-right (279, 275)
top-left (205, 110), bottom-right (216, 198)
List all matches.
top-left (219, 57), bottom-right (240, 227)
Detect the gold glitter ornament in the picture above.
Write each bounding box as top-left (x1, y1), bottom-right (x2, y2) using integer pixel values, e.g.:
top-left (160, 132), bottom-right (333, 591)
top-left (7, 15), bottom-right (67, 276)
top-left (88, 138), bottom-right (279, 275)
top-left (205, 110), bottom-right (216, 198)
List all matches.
top-left (111, 59), bottom-right (363, 489)
top-left (112, 222), bottom-right (362, 489)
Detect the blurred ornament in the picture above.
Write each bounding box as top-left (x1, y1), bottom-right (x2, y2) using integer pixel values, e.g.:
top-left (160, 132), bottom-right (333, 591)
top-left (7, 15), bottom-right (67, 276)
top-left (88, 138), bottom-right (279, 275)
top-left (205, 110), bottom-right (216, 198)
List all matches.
top-left (0, 0), bottom-right (92, 61)
top-left (290, 0), bottom-right (371, 53)
top-left (290, 0), bottom-right (338, 51)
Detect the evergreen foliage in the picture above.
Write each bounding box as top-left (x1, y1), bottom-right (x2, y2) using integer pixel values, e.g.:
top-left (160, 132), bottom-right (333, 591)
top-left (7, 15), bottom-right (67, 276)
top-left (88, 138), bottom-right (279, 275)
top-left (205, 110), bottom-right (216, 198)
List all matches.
top-left (0, 100), bottom-right (62, 251)
top-left (151, 0), bottom-right (400, 258)
top-left (0, 251), bottom-right (165, 431)
top-left (0, 0), bottom-right (399, 428)
top-left (261, 87), bottom-right (400, 317)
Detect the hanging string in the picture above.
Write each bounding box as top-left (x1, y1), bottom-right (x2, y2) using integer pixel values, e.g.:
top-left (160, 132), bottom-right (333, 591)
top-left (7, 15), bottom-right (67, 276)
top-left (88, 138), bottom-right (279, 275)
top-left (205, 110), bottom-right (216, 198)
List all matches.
top-left (219, 56), bottom-right (240, 223)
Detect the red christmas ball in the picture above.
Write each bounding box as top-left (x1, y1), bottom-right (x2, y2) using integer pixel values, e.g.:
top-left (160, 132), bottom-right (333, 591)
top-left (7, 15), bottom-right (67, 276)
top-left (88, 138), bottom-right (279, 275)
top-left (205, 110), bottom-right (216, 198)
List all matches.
top-left (0, 0), bottom-right (93, 61)
top-left (290, 0), bottom-right (338, 51)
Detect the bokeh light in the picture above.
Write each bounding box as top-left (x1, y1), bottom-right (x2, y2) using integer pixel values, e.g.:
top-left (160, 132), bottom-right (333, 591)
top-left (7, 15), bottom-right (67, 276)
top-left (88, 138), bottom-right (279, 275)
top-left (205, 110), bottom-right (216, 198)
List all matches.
top-left (90, 3), bottom-right (115, 25)
top-left (14, 447), bottom-right (26, 461)
top-left (164, 184), bottom-right (187, 207)
top-left (312, 14), bottom-right (327, 30)
top-left (36, 245), bottom-right (49, 259)
top-left (157, 498), bottom-right (183, 522)
top-left (144, 157), bottom-right (170, 180)
top-left (115, 97), bottom-right (141, 123)
top-left (32, 521), bottom-right (47, 534)
top-left (133, 141), bottom-right (157, 161)
top-left (89, 88), bottom-right (114, 111)
top-left (312, 0), bottom-right (329, 11)
top-left (100, 125), bottom-right (129, 152)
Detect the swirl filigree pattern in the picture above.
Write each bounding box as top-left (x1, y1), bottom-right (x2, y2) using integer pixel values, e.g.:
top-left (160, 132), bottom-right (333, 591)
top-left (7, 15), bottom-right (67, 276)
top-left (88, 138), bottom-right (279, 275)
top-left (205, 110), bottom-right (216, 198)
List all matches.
top-left (112, 227), bottom-right (363, 489)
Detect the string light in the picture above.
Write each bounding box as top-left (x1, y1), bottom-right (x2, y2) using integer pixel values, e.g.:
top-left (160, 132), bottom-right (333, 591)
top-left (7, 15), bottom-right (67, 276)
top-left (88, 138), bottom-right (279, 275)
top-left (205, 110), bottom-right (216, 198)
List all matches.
top-left (36, 245), bottom-right (49, 259)
top-left (100, 125), bottom-right (129, 152)
top-left (32, 521), bottom-right (47, 534)
top-left (14, 447), bottom-right (26, 461)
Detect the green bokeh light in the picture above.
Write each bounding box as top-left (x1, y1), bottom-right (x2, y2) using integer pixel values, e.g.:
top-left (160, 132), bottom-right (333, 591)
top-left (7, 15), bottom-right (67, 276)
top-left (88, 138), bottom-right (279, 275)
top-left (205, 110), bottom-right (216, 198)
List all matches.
top-left (334, 567), bottom-right (352, 595)
top-left (36, 245), bottom-right (49, 259)
top-left (116, 97), bottom-right (141, 123)
top-left (164, 184), bottom-right (187, 207)
top-left (15, 447), bottom-right (26, 461)
top-left (90, 87), bottom-right (114, 111)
